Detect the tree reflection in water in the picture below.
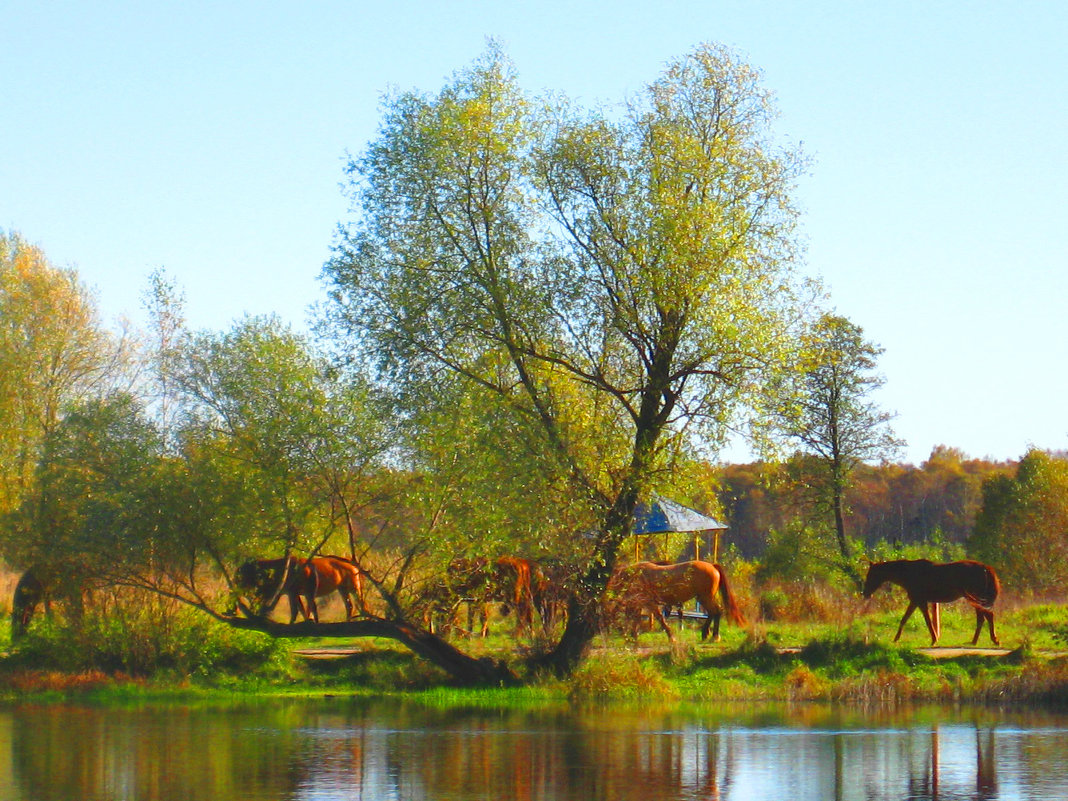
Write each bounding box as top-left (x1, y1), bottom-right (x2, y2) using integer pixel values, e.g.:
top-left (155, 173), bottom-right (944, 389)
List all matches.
top-left (2, 701), bottom-right (1067, 800)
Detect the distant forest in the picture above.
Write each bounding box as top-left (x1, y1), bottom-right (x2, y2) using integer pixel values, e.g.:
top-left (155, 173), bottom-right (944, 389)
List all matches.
top-left (715, 446), bottom-right (1014, 559)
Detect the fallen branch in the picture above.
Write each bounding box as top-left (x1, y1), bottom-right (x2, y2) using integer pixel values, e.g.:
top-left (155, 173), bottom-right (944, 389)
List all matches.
top-left (222, 613), bottom-right (517, 687)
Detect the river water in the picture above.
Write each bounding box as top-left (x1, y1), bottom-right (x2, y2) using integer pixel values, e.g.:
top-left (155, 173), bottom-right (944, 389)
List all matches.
top-left (1, 698), bottom-right (1066, 800)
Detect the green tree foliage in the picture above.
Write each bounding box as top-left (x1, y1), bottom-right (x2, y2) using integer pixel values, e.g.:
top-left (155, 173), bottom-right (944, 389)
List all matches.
top-left (6, 314), bottom-right (395, 625)
top-left (173, 315), bottom-right (388, 561)
top-left (0, 232), bottom-right (131, 521)
top-left (3, 393), bottom-right (163, 591)
top-left (774, 314), bottom-right (902, 580)
top-left (323, 43), bottom-right (808, 673)
top-left (971, 449), bottom-right (1068, 595)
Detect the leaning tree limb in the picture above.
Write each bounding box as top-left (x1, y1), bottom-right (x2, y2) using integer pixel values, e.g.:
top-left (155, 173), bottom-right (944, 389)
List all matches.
top-left (223, 612), bottom-right (517, 687)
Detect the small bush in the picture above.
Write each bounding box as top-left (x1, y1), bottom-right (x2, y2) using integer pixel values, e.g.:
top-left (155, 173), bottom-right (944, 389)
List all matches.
top-left (301, 648), bottom-right (448, 691)
top-left (784, 665), bottom-right (828, 700)
top-left (757, 579), bottom-right (859, 624)
top-left (8, 592), bottom-right (282, 678)
top-left (568, 654), bottom-right (677, 702)
top-left (832, 669), bottom-right (918, 705)
top-left (976, 660), bottom-right (1068, 707)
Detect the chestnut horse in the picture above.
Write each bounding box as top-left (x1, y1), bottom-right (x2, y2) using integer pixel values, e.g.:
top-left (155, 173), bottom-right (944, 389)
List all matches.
top-left (494, 556), bottom-right (549, 635)
top-left (237, 555), bottom-right (368, 623)
top-left (862, 559), bottom-right (1001, 646)
top-left (614, 561), bottom-right (745, 643)
top-left (425, 556), bottom-right (551, 638)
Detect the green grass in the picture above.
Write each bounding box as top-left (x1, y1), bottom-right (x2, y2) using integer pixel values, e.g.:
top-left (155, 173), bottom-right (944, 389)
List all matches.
top-left (3, 600), bottom-right (1067, 708)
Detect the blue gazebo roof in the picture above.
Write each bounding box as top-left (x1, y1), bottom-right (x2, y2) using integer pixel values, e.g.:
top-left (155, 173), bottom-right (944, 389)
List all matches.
top-left (632, 494), bottom-right (727, 534)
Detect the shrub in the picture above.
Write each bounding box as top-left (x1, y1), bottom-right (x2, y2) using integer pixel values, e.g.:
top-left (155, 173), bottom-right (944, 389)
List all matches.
top-left (784, 665), bottom-right (828, 699)
top-left (567, 654), bottom-right (677, 702)
top-left (8, 590), bottom-right (282, 678)
top-left (757, 579), bottom-right (860, 624)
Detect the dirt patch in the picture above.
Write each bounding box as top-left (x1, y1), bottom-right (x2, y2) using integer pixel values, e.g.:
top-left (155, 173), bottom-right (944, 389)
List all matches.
top-left (917, 647), bottom-right (1012, 659)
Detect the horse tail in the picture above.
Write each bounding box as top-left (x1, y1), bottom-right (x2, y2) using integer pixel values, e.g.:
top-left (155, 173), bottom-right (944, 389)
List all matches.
top-left (714, 564), bottom-right (746, 626)
top-left (964, 563), bottom-right (1001, 610)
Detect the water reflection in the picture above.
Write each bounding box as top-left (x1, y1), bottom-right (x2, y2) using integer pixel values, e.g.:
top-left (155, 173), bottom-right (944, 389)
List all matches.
top-left (1, 700), bottom-right (1066, 800)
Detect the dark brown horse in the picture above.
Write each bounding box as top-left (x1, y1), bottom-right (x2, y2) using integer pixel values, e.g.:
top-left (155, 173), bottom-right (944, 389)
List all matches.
top-left (236, 555), bottom-right (368, 623)
top-left (612, 561), bottom-right (745, 643)
top-left (423, 557), bottom-right (495, 637)
top-left (11, 569), bottom-right (46, 640)
top-left (10, 565), bottom-right (89, 640)
top-left (862, 559), bottom-right (1001, 646)
top-left (425, 556), bottom-right (551, 638)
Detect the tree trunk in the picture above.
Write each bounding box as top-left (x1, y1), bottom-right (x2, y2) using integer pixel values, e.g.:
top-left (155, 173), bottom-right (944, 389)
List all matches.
top-left (831, 470), bottom-right (861, 588)
top-left (542, 580), bottom-right (605, 676)
top-left (540, 354), bottom-right (675, 675)
top-left (539, 462), bottom-right (651, 675)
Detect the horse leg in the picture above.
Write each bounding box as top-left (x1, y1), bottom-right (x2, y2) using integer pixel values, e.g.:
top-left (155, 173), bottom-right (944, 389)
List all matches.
top-left (973, 607), bottom-right (1000, 646)
top-left (286, 593), bottom-right (304, 624)
top-left (461, 600), bottom-right (489, 637)
top-left (970, 607), bottom-right (984, 645)
top-left (340, 590), bottom-right (355, 621)
top-left (354, 573), bottom-right (371, 616)
top-left (919, 603), bottom-right (939, 645)
top-left (705, 611), bottom-right (723, 642)
top-left (931, 603), bottom-right (940, 641)
top-left (894, 602), bottom-right (919, 642)
top-left (650, 605), bottom-right (675, 643)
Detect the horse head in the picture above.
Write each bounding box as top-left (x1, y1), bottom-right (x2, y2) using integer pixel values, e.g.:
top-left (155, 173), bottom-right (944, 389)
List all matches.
top-left (860, 559), bottom-right (885, 598)
top-left (236, 560), bottom-right (270, 594)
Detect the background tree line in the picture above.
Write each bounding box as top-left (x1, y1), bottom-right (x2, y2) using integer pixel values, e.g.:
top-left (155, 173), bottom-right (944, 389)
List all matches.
top-left (3, 43), bottom-right (1067, 683)
top-left (719, 446), bottom-right (1016, 560)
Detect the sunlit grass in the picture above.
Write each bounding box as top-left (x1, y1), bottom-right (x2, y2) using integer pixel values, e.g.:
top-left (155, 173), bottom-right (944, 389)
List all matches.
top-left (3, 596), bottom-right (1067, 708)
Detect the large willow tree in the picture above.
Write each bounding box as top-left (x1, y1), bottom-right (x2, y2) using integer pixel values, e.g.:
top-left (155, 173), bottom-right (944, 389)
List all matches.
top-left (324, 43), bottom-right (810, 674)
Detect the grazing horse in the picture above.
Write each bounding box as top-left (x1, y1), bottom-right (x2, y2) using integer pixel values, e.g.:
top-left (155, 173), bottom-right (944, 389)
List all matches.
top-left (10, 565), bottom-right (89, 640)
top-left (11, 569), bottom-right (46, 640)
top-left (236, 555), bottom-right (368, 623)
top-left (537, 559), bottom-right (580, 632)
top-left (613, 561), bottom-right (745, 643)
top-left (862, 559), bottom-right (1001, 646)
top-left (425, 556), bottom-right (555, 638)
top-left (494, 556), bottom-right (548, 635)
top-left (424, 557), bottom-right (496, 637)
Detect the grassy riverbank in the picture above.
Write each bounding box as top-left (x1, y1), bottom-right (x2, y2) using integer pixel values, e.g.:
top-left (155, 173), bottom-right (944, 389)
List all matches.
top-left (2, 601), bottom-right (1067, 709)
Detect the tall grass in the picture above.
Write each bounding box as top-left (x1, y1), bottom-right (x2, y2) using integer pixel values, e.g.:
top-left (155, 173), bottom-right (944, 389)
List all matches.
top-left (4, 590), bottom-right (284, 680)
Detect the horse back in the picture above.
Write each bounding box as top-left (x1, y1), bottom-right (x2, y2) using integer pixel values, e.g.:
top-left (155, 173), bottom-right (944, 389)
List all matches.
top-left (882, 559), bottom-right (1000, 606)
top-left (316, 555), bottom-right (363, 595)
top-left (634, 561), bottom-right (717, 606)
top-left (302, 557), bottom-right (349, 596)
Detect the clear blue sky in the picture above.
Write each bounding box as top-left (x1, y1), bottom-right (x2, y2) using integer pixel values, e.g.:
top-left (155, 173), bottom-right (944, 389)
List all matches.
top-left (3, 1), bottom-right (1066, 465)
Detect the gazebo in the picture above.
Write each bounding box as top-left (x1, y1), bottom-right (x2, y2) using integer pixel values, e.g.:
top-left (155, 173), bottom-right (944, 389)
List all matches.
top-left (631, 494), bottom-right (728, 563)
